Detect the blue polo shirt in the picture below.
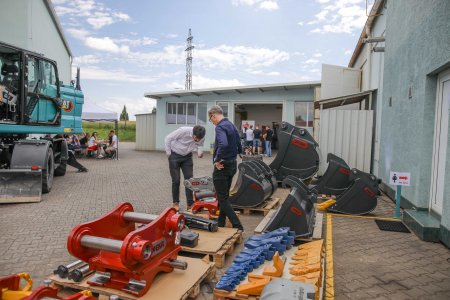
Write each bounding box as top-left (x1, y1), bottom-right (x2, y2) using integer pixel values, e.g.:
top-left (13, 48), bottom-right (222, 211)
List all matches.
top-left (213, 118), bottom-right (242, 162)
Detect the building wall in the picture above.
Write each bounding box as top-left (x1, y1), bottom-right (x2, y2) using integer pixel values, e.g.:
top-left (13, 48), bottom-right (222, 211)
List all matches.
top-left (0, 0), bottom-right (72, 83)
top-left (154, 88), bottom-right (315, 151)
top-left (136, 113), bottom-right (156, 150)
top-left (352, 6), bottom-right (386, 176)
top-left (381, 0), bottom-right (450, 230)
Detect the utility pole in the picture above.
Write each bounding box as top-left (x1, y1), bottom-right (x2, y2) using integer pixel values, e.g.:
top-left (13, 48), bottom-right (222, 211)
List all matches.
top-left (185, 28), bottom-right (194, 90)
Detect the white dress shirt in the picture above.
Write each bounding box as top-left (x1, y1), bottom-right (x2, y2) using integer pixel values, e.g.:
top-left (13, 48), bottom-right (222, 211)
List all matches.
top-left (164, 127), bottom-right (204, 156)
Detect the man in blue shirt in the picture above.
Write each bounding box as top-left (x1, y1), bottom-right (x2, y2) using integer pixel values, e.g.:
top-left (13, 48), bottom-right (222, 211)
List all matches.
top-left (208, 105), bottom-right (244, 231)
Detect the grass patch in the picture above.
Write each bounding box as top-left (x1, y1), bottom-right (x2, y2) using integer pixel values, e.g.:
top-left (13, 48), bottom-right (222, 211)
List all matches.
top-left (82, 121), bottom-right (136, 142)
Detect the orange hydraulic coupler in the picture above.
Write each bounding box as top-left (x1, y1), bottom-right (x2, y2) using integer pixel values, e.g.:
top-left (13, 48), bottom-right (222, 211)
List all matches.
top-left (67, 202), bottom-right (187, 297)
top-left (236, 274), bottom-right (271, 296)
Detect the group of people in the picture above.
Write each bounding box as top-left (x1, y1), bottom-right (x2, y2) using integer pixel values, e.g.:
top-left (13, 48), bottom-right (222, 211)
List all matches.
top-left (242, 125), bottom-right (274, 157)
top-left (66, 130), bottom-right (118, 159)
top-left (165, 105), bottom-right (244, 231)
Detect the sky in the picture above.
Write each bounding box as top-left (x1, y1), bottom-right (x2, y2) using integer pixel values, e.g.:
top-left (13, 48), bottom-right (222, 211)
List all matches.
top-left (51, 0), bottom-right (373, 120)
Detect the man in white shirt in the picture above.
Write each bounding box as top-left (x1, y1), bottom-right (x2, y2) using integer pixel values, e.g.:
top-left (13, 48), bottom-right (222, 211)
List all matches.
top-left (105, 130), bottom-right (118, 157)
top-left (245, 125), bottom-right (254, 147)
top-left (165, 125), bottom-right (206, 210)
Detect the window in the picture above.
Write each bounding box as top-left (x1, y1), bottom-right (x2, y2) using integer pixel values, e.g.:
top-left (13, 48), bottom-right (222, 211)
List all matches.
top-left (42, 61), bottom-right (57, 86)
top-left (217, 102), bottom-right (228, 118)
top-left (166, 102), bottom-right (207, 125)
top-left (295, 102), bottom-right (314, 128)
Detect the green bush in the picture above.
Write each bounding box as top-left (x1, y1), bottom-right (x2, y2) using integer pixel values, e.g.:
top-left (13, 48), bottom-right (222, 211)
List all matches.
top-left (82, 121), bottom-right (136, 142)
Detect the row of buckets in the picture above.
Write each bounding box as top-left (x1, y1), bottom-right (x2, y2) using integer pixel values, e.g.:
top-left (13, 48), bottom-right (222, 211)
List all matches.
top-left (229, 122), bottom-right (381, 239)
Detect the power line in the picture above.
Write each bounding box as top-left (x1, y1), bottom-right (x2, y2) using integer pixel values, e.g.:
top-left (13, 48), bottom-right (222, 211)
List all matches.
top-left (185, 28), bottom-right (194, 90)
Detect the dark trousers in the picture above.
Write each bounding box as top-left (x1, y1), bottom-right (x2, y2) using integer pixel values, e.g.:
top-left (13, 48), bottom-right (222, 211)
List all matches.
top-left (168, 152), bottom-right (194, 206)
top-left (213, 160), bottom-right (243, 230)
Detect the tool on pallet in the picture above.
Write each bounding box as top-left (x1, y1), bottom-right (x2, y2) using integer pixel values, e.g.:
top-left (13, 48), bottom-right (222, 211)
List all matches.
top-left (181, 213), bottom-right (218, 232)
top-left (260, 279), bottom-right (316, 300)
top-left (184, 177), bottom-right (218, 215)
top-left (215, 229), bottom-right (295, 292)
top-left (53, 260), bottom-right (85, 279)
top-left (23, 280), bottom-right (96, 300)
top-left (180, 229), bottom-right (199, 248)
top-left (229, 160), bottom-right (275, 207)
top-left (263, 176), bottom-right (316, 238)
top-left (67, 202), bottom-right (187, 296)
top-left (317, 168), bottom-right (381, 215)
top-left (68, 264), bottom-right (94, 283)
top-left (269, 122), bottom-right (320, 182)
top-left (310, 153), bottom-right (353, 196)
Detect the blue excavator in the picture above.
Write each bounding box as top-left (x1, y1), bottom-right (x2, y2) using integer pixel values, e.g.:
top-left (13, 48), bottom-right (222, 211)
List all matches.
top-left (0, 41), bottom-right (87, 203)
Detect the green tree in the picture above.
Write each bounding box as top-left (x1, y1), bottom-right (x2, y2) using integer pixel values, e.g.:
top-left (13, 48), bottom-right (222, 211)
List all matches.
top-left (120, 105), bottom-right (129, 129)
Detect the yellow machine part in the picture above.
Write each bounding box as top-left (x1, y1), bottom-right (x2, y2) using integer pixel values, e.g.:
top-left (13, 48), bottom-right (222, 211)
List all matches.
top-left (1, 273), bottom-right (33, 300)
top-left (263, 251), bottom-right (285, 277)
top-left (290, 256), bottom-right (321, 265)
top-left (289, 262), bottom-right (321, 276)
top-left (236, 274), bottom-right (271, 296)
top-left (297, 240), bottom-right (324, 250)
top-left (317, 199), bottom-right (336, 211)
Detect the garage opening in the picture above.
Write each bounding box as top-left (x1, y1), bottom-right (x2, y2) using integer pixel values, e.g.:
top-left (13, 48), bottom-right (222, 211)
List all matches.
top-left (234, 103), bottom-right (283, 149)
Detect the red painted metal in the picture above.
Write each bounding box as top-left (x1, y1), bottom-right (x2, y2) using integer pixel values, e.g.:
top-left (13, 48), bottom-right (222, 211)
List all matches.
top-left (67, 202), bottom-right (185, 296)
top-left (191, 192), bottom-right (218, 215)
top-left (23, 286), bottom-right (96, 300)
top-left (291, 138), bottom-right (309, 149)
top-left (0, 274), bottom-right (22, 299)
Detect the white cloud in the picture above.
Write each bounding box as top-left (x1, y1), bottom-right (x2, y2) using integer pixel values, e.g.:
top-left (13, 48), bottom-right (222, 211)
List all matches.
top-left (304, 58), bottom-right (319, 65)
top-left (166, 34), bottom-right (179, 39)
top-left (247, 69), bottom-right (280, 76)
top-left (52, 0), bottom-right (130, 29)
top-left (344, 49), bottom-right (353, 55)
top-left (100, 97), bottom-right (156, 120)
top-left (73, 54), bottom-right (101, 65)
top-left (308, 0), bottom-right (369, 34)
top-left (114, 37), bottom-right (158, 47)
top-left (298, 21), bottom-right (304, 26)
top-left (259, 1), bottom-right (279, 11)
top-left (196, 45), bottom-right (289, 69)
top-left (313, 53), bottom-right (323, 58)
top-left (85, 37), bottom-right (130, 54)
top-left (74, 66), bottom-right (157, 83)
top-left (66, 28), bottom-right (90, 40)
top-left (231, 0), bottom-right (279, 11)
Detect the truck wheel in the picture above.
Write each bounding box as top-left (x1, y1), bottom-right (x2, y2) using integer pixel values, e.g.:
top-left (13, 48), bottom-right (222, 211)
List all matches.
top-left (54, 160), bottom-right (67, 176)
top-left (42, 147), bottom-right (55, 193)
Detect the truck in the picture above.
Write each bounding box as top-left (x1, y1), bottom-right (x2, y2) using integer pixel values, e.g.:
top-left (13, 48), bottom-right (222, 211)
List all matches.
top-left (0, 41), bottom-right (87, 203)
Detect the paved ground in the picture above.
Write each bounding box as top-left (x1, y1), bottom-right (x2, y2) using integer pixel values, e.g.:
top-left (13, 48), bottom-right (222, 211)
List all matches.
top-left (0, 142), bottom-right (449, 300)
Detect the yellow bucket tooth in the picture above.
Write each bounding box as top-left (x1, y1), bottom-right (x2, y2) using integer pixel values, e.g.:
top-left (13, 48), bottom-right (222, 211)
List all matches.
top-left (263, 251), bottom-right (285, 277)
top-left (317, 199), bottom-right (336, 210)
top-left (236, 274), bottom-right (271, 296)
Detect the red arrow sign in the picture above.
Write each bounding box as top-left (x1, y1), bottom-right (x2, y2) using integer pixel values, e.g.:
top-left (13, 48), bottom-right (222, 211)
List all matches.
top-left (399, 176), bottom-right (408, 180)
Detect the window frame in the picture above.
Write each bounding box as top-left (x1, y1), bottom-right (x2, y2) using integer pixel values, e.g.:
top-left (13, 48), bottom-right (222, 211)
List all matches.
top-left (294, 101), bottom-right (314, 128)
top-left (166, 101), bottom-right (207, 125)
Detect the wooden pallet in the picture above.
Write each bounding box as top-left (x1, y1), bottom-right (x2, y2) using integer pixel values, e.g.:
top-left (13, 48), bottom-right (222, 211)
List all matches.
top-left (232, 197), bottom-right (281, 216)
top-left (254, 209), bottom-right (324, 242)
top-left (180, 227), bottom-right (243, 268)
top-left (50, 256), bottom-right (215, 300)
top-left (317, 194), bottom-right (337, 201)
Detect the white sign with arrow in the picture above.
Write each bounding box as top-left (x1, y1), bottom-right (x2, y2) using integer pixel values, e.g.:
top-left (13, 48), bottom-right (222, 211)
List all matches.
top-left (389, 171), bottom-right (411, 186)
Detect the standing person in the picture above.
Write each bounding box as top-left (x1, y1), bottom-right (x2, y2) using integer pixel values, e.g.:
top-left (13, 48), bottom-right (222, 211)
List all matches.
top-left (245, 125), bottom-right (254, 147)
top-left (253, 125), bottom-right (262, 155)
top-left (165, 125), bottom-right (206, 211)
top-left (264, 125), bottom-right (274, 157)
top-left (208, 105), bottom-right (244, 231)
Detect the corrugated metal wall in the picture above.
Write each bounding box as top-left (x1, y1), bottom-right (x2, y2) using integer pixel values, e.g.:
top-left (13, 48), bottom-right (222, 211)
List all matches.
top-left (318, 110), bottom-right (373, 175)
top-left (136, 113), bottom-right (156, 150)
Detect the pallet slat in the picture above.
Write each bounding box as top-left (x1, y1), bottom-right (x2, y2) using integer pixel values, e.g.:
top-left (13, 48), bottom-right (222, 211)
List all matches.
top-left (233, 197), bottom-right (281, 216)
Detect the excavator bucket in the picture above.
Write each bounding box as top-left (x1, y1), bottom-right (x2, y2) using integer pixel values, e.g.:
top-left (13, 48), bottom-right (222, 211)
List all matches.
top-left (311, 153), bottom-right (352, 196)
top-left (0, 169), bottom-right (42, 203)
top-left (230, 161), bottom-right (273, 207)
top-left (269, 122), bottom-right (320, 181)
top-left (264, 176), bottom-right (316, 238)
top-left (250, 160), bottom-right (278, 197)
top-left (328, 169), bottom-right (380, 215)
